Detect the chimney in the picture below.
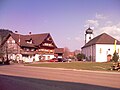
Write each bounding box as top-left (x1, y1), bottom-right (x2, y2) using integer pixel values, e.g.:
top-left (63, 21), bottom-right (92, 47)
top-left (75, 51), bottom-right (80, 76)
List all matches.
top-left (15, 31), bottom-right (18, 33)
top-left (29, 32), bottom-right (32, 35)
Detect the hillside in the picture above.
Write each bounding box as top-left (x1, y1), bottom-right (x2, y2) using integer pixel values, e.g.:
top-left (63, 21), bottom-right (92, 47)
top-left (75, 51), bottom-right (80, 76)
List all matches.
top-left (0, 29), bottom-right (13, 44)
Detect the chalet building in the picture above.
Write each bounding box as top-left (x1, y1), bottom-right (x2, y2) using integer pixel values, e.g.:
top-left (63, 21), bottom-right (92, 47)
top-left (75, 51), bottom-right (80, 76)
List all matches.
top-left (1, 32), bottom-right (60, 63)
top-left (81, 28), bottom-right (120, 62)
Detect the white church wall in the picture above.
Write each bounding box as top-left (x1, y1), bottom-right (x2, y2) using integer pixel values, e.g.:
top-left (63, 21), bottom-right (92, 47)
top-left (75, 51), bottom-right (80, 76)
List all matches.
top-left (85, 34), bottom-right (94, 44)
top-left (96, 44), bottom-right (120, 62)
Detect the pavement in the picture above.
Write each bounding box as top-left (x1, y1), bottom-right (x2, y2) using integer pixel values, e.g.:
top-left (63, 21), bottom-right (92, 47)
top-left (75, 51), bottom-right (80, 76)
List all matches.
top-left (0, 64), bottom-right (120, 90)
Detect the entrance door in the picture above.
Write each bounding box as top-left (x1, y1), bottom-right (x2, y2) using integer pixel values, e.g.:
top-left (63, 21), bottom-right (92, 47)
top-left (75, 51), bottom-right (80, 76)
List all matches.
top-left (107, 54), bottom-right (112, 62)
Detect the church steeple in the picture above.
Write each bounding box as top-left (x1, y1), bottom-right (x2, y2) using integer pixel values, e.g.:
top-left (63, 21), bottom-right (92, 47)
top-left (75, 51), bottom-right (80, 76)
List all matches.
top-left (85, 27), bottom-right (93, 44)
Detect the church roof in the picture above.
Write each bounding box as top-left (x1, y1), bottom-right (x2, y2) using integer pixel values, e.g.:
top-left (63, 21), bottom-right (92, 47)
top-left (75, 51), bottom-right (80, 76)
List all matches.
top-left (82, 33), bottom-right (120, 48)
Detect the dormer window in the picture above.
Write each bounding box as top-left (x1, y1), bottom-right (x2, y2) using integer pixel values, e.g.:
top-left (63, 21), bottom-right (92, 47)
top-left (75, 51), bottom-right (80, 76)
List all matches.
top-left (26, 38), bottom-right (33, 44)
top-left (27, 40), bottom-right (32, 44)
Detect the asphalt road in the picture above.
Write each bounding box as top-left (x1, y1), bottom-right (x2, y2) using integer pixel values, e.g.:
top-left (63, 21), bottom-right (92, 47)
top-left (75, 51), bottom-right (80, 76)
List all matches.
top-left (0, 64), bottom-right (120, 90)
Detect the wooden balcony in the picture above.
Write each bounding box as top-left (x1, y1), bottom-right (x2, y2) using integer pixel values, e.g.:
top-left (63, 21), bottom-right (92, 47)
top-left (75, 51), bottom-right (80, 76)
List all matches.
top-left (20, 50), bottom-right (35, 55)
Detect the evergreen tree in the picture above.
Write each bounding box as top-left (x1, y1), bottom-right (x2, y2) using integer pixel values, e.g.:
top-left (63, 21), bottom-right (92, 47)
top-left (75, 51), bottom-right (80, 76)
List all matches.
top-left (112, 51), bottom-right (119, 62)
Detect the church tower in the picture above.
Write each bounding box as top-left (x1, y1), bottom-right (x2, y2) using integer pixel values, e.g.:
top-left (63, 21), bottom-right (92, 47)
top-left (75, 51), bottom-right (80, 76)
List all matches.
top-left (85, 27), bottom-right (93, 44)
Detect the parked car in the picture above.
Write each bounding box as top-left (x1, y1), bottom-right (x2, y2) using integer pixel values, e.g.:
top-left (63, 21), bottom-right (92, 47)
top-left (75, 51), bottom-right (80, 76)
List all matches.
top-left (62, 58), bottom-right (68, 62)
top-left (58, 58), bottom-right (63, 62)
top-left (57, 58), bottom-right (72, 62)
top-left (49, 58), bottom-right (58, 62)
top-left (68, 58), bottom-right (72, 62)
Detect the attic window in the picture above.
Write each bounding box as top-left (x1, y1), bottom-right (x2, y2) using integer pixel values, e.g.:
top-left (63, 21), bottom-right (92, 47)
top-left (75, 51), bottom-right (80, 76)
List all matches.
top-left (7, 40), bottom-right (15, 44)
top-left (12, 40), bottom-right (15, 43)
top-left (26, 38), bottom-right (33, 44)
top-left (47, 37), bottom-right (52, 41)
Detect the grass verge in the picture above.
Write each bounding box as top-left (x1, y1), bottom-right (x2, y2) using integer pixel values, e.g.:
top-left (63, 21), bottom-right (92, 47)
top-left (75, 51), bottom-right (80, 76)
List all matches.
top-left (25, 62), bottom-right (114, 71)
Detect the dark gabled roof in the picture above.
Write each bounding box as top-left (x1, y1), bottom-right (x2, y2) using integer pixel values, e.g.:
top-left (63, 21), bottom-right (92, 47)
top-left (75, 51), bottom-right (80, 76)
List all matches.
top-left (82, 33), bottom-right (120, 48)
top-left (1, 33), bottom-right (57, 48)
top-left (11, 33), bottom-right (50, 47)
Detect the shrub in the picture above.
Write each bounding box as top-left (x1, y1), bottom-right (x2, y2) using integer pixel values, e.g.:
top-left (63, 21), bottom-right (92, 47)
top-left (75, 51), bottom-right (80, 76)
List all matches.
top-left (76, 53), bottom-right (85, 61)
top-left (112, 51), bottom-right (119, 63)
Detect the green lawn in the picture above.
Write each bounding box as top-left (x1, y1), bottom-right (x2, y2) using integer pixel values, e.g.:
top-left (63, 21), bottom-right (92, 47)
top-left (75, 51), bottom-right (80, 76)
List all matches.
top-left (26, 62), bottom-right (114, 71)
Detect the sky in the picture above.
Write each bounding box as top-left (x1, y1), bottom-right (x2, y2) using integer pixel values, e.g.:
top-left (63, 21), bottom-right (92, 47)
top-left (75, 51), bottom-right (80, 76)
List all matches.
top-left (0, 0), bottom-right (120, 51)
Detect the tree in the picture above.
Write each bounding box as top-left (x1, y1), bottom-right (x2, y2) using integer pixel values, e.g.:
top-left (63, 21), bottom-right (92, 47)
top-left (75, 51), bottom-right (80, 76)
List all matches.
top-left (64, 47), bottom-right (70, 58)
top-left (76, 53), bottom-right (85, 61)
top-left (112, 51), bottom-right (119, 63)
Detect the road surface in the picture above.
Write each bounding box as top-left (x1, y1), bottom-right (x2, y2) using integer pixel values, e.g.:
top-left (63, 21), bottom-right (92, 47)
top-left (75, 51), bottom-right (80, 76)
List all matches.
top-left (0, 64), bottom-right (120, 90)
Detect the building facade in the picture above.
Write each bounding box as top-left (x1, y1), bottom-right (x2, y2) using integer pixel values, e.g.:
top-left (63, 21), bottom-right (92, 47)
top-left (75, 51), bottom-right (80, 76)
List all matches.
top-left (82, 31), bottom-right (120, 62)
top-left (1, 33), bottom-right (59, 63)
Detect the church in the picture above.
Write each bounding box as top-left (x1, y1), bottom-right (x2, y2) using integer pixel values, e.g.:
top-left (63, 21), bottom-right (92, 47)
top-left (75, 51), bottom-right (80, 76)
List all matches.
top-left (81, 28), bottom-right (120, 62)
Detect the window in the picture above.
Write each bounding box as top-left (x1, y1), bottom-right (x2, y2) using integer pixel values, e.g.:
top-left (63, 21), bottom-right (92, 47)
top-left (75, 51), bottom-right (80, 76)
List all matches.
top-left (31, 49), bottom-right (35, 51)
top-left (43, 43), bottom-right (53, 46)
top-left (100, 48), bottom-right (102, 54)
top-left (48, 56), bottom-right (50, 60)
top-left (26, 39), bottom-right (33, 44)
top-left (26, 48), bottom-right (29, 51)
top-left (26, 40), bottom-right (33, 44)
top-left (47, 37), bottom-right (52, 41)
top-left (50, 50), bottom-right (53, 52)
top-left (7, 41), bottom-right (10, 43)
top-left (89, 37), bottom-right (91, 39)
top-left (12, 40), bottom-right (15, 43)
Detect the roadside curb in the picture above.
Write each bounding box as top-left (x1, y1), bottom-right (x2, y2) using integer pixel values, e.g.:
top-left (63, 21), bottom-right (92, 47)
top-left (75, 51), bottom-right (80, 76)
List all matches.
top-left (20, 65), bottom-right (120, 75)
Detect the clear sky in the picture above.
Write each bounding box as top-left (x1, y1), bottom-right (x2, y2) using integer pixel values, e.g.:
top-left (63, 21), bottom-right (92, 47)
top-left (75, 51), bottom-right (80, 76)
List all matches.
top-left (0, 0), bottom-right (120, 51)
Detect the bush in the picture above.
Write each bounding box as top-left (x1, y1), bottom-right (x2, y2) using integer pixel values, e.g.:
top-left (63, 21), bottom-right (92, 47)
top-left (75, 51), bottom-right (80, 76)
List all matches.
top-left (112, 51), bottom-right (119, 63)
top-left (76, 53), bottom-right (85, 61)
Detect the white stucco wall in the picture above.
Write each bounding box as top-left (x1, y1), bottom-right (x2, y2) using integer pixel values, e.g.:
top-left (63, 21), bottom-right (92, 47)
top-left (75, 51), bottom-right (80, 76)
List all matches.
top-left (82, 44), bottom-right (120, 62)
top-left (96, 44), bottom-right (120, 62)
top-left (23, 56), bottom-right (34, 63)
top-left (42, 54), bottom-right (54, 60)
top-left (86, 34), bottom-right (94, 43)
top-left (35, 54), bottom-right (40, 61)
